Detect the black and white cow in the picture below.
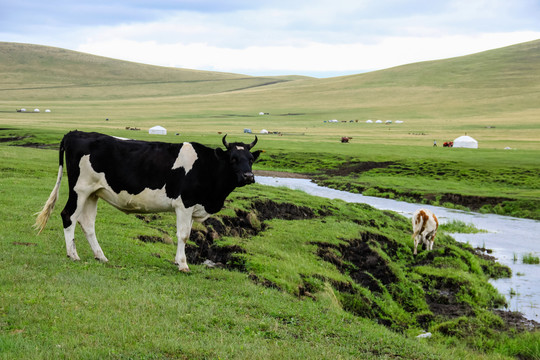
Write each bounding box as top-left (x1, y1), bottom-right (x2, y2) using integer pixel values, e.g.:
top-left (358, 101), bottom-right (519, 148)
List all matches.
top-left (35, 131), bottom-right (261, 272)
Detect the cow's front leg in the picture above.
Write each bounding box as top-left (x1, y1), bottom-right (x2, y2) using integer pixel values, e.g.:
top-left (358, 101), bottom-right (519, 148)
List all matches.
top-left (174, 206), bottom-right (194, 272)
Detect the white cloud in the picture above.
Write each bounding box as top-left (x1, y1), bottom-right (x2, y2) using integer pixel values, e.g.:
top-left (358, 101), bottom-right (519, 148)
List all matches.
top-left (78, 31), bottom-right (540, 76)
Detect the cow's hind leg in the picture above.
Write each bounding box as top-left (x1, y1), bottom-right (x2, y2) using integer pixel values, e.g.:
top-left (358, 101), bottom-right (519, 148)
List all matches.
top-left (426, 231), bottom-right (436, 251)
top-left (413, 236), bottom-right (419, 255)
top-left (61, 189), bottom-right (82, 261)
top-left (78, 194), bottom-right (108, 262)
top-left (174, 207), bottom-right (194, 272)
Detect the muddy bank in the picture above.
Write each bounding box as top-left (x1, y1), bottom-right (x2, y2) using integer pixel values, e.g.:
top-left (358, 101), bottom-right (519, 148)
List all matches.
top-left (254, 170), bottom-right (310, 179)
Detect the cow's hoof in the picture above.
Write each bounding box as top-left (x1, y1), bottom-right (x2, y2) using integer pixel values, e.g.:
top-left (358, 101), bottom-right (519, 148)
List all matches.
top-left (67, 254), bottom-right (81, 261)
top-left (95, 256), bottom-right (109, 263)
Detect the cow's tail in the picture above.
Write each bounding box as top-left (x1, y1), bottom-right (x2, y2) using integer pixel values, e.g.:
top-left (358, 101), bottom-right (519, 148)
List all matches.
top-left (34, 138), bottom-right (65, 234)
top-left (411, 212), bottom-right (424, 240)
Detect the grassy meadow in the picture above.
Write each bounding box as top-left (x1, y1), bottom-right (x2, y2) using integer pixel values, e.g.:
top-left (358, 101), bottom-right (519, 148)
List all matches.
top-left (1, 41), bottom-right (540, 358)
top-left (1, 139), bottom-right (537, 359)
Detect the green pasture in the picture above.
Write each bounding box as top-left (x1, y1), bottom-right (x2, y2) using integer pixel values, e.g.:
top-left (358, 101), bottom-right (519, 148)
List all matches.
top-left (1, 142), bottom-right (538, 359)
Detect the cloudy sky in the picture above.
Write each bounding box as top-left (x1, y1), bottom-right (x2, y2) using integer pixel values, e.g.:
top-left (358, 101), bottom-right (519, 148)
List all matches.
top-left (1, 0), bottom-right (540, 77)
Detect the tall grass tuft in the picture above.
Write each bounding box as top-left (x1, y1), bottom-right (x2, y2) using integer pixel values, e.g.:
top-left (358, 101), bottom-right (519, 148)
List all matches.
top-left (522, 253), bottom-right (540, 264)
top-left (439, 220), bottom-right (487, 234)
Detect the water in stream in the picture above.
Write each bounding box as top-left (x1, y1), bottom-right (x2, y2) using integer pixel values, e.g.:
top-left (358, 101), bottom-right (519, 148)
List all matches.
top-left (256, 176), bottom-right (540, 321)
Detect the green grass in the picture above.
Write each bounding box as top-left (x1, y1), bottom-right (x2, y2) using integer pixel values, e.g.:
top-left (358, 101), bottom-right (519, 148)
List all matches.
top-left (0, 141), bottom-right (534, 359)
top-left (522, 253), bottom-right (540, 265)
top-left (440, 220), bottom-right (487, 234)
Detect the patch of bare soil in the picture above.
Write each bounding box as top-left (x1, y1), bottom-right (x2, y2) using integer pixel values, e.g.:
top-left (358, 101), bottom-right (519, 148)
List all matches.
top-left (493, 310), bottom-right (539, 332)
top-left (0, 134), bottom-right (57, 149)
top-left (0, 135), bottom-right (29, 143)
top-left (253, 170), bottom-right (310, 179)
top-left (423, 275), bottom-right (474, 319)
top-left (12, 242), bottom-right (37, 246)
top-left (436, 193), bottom-right (508, 211)
top-left (316, 233), bottom-right (398, 294)
top-left (252, 199), bottom-right (318, 220)
top-left (137, 235), bottom-right (172, 244)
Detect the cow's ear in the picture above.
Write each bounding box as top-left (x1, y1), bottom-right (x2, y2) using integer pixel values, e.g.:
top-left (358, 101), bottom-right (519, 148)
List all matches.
top-left (252, 150), bottom-right (262, 161)
top-left (214, 148), bottom-right (226, 159)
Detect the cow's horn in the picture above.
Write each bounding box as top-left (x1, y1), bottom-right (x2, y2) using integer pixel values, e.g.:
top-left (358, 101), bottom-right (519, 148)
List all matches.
top-left (222, 134), bottom-right (230, 149)
top-left (249, 136), bottom-right (258, 149)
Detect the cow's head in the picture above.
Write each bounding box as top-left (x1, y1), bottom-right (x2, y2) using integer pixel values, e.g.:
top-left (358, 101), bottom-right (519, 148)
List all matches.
top-left (218, 134), bottom-right (261, 186)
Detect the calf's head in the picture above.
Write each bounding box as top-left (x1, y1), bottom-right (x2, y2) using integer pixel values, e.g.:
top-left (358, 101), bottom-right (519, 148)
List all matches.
top-left (219, 135), bottom-right (261, 186)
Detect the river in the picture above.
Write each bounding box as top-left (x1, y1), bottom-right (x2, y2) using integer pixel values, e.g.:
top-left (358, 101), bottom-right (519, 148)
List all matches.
top-left (256, 176), bottom-right (540, 321)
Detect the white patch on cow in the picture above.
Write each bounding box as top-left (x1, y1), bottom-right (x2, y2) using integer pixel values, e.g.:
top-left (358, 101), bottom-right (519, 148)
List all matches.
top-left (236, 146), bottom-right (245, 150)
top-left (113, 136), bottom-right (130, 141)
top-left (98, 186), bottom-right (174, 213)
top-left (172, 142), bottom-right (198, 174)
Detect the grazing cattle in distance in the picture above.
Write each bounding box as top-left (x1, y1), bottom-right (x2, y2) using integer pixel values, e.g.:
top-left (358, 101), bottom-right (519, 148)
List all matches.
top-left (35, 131), bottom-right (261, 272)
top-left (412, 208), bottom-right (439, 255)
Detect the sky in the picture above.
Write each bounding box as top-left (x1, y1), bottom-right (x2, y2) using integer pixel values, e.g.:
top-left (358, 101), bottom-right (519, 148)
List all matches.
top-left (1, 0), bottom-right (540, 77)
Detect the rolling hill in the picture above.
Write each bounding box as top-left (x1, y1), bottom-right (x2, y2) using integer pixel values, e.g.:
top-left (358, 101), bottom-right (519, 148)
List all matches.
top-left (0, 40), bottom-right (539, 148)
top-left (0, 42), bottom-right (304, 100)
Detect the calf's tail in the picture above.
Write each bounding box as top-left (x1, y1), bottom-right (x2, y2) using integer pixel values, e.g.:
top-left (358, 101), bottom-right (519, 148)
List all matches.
top-left (411, 213), bottom-right (424, 240)
top-left (34, 138), bottom-right (65, 234)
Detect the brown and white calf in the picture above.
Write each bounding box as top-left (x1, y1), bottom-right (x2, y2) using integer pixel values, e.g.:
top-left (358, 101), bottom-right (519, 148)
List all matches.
top-left (411, 208), bottom-right (438, 255)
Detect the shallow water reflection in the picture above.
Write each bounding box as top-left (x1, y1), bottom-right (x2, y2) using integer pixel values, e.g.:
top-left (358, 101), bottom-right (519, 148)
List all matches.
top-left (256, 176), bottom-right (540, 321)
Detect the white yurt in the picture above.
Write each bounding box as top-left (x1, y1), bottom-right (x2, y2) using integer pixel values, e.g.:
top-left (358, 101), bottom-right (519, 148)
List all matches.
top-left (45, 109), bottom-right (51, 113)
top-left (366, 120), bottom-right (373, 123)
top-left (453, 135), bottom-right (478, 149)
top-left (149, 126), bottom-right (167, 135)
top-left (260, 129), bottom-right (269, 134)
top-left (34, 108), bottom-right (40, 113)
top-left (375, 120), bottom-right (383, 124)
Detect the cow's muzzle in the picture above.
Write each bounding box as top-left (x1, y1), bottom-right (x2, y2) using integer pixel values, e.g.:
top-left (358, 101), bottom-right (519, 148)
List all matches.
top-left (242, 172), bottom-right (255, 184)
